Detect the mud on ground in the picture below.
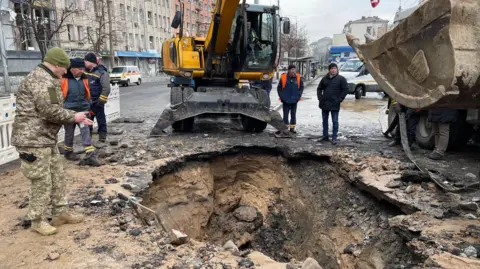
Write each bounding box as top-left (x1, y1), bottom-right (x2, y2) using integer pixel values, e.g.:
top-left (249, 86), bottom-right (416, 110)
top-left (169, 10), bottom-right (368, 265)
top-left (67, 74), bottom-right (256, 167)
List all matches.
top-left (0, 118), bottom-right (479, 269)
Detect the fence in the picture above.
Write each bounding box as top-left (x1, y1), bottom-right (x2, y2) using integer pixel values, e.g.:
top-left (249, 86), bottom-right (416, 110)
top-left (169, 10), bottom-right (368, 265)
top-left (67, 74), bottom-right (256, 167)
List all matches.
top-left (0, 84), bottom-right (121, 166)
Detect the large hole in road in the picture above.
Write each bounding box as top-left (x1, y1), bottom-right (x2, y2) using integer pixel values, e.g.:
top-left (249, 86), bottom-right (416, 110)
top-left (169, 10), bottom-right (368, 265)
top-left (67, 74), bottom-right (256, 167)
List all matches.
top-left (142, 151), bottom-right (418, 269)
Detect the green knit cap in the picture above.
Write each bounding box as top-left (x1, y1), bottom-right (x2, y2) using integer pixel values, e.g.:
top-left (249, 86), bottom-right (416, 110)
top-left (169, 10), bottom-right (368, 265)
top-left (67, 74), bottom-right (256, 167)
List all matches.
top-left (44, 47), bottom-right (70, 69)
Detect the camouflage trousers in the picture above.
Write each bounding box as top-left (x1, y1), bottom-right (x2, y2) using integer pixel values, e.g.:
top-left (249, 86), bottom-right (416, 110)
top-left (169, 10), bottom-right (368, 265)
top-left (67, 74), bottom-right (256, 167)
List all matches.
top-left (16, 146), bottom-right (68, 221)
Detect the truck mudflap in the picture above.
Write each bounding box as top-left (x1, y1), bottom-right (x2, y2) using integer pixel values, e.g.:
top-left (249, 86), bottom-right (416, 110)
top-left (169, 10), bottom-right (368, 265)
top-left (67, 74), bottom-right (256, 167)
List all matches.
top-left (347, 0), bottom-right (480, 109)
top-left (149, 88), bottom-right (291, 137)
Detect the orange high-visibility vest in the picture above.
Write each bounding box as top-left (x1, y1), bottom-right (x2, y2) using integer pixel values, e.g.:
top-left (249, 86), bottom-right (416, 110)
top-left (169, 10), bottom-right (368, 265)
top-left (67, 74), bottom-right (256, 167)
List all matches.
top-left (280, 73), bottom-right (301, 90)
top-left (60, 77), bottom-right (91, 101)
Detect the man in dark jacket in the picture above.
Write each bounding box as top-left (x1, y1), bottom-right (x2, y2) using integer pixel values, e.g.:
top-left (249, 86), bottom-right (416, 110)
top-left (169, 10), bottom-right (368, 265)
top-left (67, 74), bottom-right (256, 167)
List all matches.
top-left (84, 53), bottom-right (111, 143)
top-left (317, 63), bottom-right (348, 144)
top-left (427, 109), bottom-right (457, 160)
top-left (277, 64), bottom-right (304, 133)
top-left (61, 58), bottom-right (101, 166)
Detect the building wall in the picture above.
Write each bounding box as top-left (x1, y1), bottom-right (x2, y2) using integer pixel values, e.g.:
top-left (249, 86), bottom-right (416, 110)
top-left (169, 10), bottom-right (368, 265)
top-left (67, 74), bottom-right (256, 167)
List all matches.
top-left (332, 34), bottom-right (347, 46)
top-left (343, 16), bottom-right (388, 44)
top-left (172, 0), bottom-right (213, 37)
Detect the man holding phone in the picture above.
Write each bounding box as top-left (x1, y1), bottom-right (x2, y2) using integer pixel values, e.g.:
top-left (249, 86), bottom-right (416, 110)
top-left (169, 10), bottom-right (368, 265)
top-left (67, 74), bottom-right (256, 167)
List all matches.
top-left (11, 48), bottom-right (93, 236)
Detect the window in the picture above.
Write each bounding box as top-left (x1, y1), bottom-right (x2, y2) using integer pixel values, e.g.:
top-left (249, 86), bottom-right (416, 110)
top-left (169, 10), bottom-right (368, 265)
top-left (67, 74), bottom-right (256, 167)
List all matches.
top-left (260, 13), bottom-right (274, 42)
top-left (141, 35), bottom-right (145, 49)
top-left (167, 17), bottom-right (171, 32)
top-left (149, 36), bottom-right (154, 49)
top-left (84, 0), bottom-right (89, 10)
top-left (135, 34), bottom-right (139, 48)
top-left (367, 26), bottom-right (372, 35)
top-left (133, 7), bottom-right (137, 22)
top-left (163, 16), bottom-right (166, 30)
top-left (77, 26), bottom-right (84, 40)
top-left (140, 9), bottom-right (144, 23)
top-left (67, 24), bottom-right (74, 41)
top-left (155, 13), bottom-right (158, 27)
top-left (129, 33), bottom-right (133, 47)
top-left (120, 4), bottom-right (125, 19)
top-left (122, 32), bottom-right (127, 45)
top-left (127, 6), bottom-right (131, 18)
top-left (147, 11), bottom-right (152, 25)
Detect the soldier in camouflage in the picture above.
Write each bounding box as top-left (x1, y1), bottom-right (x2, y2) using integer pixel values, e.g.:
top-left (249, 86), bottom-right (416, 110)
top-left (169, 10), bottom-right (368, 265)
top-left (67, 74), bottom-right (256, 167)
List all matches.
top-left (11, 47), bottom-right (94, 236)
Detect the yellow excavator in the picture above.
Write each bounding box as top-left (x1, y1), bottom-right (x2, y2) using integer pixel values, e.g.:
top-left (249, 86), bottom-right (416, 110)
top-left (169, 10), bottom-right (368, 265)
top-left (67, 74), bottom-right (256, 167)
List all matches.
top-left (150, 0), bottom-right (292, 136)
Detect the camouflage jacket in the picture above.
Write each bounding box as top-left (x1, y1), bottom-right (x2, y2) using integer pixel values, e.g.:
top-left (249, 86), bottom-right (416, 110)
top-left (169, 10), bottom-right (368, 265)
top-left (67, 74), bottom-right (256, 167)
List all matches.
top-left (11, 64), bottom-right (77, 148)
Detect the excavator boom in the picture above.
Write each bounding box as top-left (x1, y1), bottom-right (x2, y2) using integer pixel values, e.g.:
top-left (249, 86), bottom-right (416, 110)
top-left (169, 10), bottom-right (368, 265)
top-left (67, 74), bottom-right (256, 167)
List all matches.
top-left (347, 0), bottom-right (480, 109)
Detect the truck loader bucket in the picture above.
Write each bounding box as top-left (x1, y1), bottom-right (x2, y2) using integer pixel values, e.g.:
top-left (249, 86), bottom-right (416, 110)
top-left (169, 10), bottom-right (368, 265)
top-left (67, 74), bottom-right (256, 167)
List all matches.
top-left (346, 0), bottom-right (480, 109)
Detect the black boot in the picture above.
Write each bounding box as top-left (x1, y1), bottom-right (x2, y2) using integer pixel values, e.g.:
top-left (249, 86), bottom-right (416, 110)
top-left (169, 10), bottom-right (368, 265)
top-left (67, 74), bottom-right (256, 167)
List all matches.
top-left (289, 128), bottom-right (296, 134)
top-left (64, 151), bottom-right (80, 161)
top-left (82, 155), bottom-right (102, 167)
top-left (98, 132), bottom-right (107, 143)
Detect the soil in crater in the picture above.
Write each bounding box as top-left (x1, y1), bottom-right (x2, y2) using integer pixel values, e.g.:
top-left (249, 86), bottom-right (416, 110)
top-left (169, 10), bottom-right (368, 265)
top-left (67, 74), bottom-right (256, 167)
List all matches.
top-left (142, 153), bottom-right (418, 269)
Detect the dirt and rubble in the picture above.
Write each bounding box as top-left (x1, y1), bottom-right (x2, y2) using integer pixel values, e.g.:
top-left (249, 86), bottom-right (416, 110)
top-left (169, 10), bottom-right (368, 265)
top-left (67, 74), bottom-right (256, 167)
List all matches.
top-left (0, 117), bottom-right (479, 269)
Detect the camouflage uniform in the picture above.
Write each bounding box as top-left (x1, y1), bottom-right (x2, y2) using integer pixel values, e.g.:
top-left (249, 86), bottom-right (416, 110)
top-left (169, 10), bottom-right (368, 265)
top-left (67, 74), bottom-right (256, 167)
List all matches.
top-left (12, 64), bottom-right (77, 222)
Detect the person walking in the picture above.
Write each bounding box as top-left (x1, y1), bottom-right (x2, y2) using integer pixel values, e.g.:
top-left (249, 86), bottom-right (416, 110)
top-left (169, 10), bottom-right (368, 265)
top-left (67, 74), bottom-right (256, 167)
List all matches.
top-left (11, 48), bottom-right (92, 236)
top-left (427, 109), bottom-right (457, 160)
top-left (277, 64), bottom-right (304, 133)
top-left (61, 58), bottom-right (101, 166)
top-left (317, 63), bottom-right (348, 144)
top-left (84, 53), bottom-right (111, 143)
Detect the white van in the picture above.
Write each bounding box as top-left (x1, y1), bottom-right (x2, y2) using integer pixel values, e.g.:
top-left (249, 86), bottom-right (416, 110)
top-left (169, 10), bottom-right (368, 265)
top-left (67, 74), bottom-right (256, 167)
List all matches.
top-left (339, 58), bottom-right (364, 81)
top-left (109, 66), bottom-right (142, 86)
top-left (347, 65), bottom-right (383, 99)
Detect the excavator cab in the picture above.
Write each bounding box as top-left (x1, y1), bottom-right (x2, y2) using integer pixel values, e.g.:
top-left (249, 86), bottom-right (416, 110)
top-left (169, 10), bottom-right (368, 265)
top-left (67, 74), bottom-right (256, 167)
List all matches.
top-left (151, 1), bottom-right (292, 136)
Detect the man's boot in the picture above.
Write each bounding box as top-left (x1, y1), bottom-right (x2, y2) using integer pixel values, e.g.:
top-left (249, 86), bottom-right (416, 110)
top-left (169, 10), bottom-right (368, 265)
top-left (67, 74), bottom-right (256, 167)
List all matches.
top-left (98, 132), bottom-right (107, 143)
top-left (31, 220), bottom-right (57, 235)
top-left (427, 151), bottom-right (443, 160)
top-left (51, 211), bottom-right (84, 227)
top-left (83, 154), bottom-right (102, 167)
top-left (289, 128), bottom-right (296, 134)
top-left (64, 151), bottom-right (80, 161)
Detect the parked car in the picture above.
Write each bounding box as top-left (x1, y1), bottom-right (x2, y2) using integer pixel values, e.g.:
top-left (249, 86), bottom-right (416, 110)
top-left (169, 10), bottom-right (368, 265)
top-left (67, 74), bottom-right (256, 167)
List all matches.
top-left (110, 66), bottom-right (142, 86)
top-left (347, 65), bottom-right (383, 99)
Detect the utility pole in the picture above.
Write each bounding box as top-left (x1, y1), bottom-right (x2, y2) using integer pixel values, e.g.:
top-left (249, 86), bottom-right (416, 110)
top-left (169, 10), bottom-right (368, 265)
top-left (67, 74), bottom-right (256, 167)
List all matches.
top-left (107, 0), bottom-right (115, 68)
top-left (0, 10), bottom-right (11, 93)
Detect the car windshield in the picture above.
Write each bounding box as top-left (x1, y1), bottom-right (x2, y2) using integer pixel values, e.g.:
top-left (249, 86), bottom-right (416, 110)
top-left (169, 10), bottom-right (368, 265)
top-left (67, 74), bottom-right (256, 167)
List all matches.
top-left (340, 60), bottom-right (363, 72)
top-left (112, 67), bottom-right (127, 73)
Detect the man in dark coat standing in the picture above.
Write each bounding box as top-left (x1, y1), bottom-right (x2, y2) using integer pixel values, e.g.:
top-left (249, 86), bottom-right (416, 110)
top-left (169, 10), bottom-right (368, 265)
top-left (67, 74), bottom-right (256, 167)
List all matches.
top-left (277, 64), bottom-right (304, 133)
top-left (317, 63), bottom-right (348, 144)
top-left (427, 109), bottom-right (457, 160)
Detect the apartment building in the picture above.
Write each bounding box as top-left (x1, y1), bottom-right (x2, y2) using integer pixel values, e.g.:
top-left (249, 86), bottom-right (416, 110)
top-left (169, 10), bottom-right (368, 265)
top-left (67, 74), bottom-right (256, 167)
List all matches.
top-left (343, 16), bottom-right (388, 44)
top-left (173, 0), bottom-right (214, 37)
top-left (8, 0), bottom-right (173, 75)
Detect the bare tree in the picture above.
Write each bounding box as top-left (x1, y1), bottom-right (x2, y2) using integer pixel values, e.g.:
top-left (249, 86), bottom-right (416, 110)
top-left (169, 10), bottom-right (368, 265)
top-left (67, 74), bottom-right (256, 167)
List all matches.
top-left (280, 24), bottom-right (308, 60)
top-left (85, 0), bottom-right (124, 53)
top-left (12, 0), bottom-right (82, 58)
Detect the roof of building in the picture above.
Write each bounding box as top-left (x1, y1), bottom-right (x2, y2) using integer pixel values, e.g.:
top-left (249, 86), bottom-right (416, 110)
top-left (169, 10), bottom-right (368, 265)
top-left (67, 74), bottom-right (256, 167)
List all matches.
top-left (393, 6), bottom-right (419, 23)
top-left (345, 16), bottom-right (389, 26)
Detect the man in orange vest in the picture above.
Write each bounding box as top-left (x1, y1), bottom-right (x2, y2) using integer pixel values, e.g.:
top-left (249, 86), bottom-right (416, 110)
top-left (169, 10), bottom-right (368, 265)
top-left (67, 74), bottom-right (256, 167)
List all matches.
top-left (61, 58), bottom-right (101, 166)
top-left (277, 64), bottom-right (304, 133)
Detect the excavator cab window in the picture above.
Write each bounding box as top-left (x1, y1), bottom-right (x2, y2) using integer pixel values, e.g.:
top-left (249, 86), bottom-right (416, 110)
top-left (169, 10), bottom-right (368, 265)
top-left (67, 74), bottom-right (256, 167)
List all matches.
top-left (245, 12), bottom-right (275, 69)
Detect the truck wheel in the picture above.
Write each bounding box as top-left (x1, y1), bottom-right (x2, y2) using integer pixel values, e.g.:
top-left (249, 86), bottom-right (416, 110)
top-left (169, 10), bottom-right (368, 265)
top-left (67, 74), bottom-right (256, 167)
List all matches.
top-left (241, 115), bottom-right (267, 133)
top-left (355, 86), bottom-right (364, 100)
top-left (172, 117), bottom-right (195, 132)
top-left (415, 114), bottom-right (435, 149)
top-left (448, 110), bottom-right (473, 150)
top-left (170, 87), bottom-right (183, 107)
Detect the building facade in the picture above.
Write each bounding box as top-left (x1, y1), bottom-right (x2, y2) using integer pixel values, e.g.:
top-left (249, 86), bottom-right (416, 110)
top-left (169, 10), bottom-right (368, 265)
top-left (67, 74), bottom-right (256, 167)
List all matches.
top-left (172, 0), bottom-right (213, 37)
top-left (343, 16), bottom-right (388, 44)
top-left (6, 0), bottom-right (175, 76)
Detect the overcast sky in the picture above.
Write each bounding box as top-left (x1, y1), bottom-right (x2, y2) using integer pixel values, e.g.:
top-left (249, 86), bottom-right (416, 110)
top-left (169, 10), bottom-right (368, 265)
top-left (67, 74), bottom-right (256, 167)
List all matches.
top-left (248, 0), bottom-right (420, 42)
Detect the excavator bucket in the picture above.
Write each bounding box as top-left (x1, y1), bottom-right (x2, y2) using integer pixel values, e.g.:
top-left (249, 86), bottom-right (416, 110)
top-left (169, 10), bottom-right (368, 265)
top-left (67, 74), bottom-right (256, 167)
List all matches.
top-left (346, 0), bottom-right (480, 109)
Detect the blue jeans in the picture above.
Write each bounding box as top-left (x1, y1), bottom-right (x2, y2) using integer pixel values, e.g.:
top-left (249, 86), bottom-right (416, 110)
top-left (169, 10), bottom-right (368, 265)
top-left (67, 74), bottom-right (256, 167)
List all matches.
top-left (89, 100), bottom-right (107, 134)
top-left (322, 110), bottom-right (339, 139)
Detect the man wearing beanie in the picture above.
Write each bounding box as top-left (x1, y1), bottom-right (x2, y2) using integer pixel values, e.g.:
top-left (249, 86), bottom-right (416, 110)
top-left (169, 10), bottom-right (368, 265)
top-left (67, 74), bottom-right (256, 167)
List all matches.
top-left (317, 62), bottom-right (348, 145)
top-left (277, 64), bottom-right (304, 133)
top-left (11, 47), bottom-right (92, 236)
top-left (61, 58), bottom-right (101, 166)
top-left (84, 52), bottom-right (111, 143)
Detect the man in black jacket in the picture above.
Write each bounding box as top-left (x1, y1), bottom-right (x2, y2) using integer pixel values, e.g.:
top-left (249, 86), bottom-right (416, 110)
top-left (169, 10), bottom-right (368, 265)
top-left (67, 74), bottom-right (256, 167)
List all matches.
top-left (427, 109), bottom-right (457, 160)
top-left (317, 63), bottom-right (348, 144)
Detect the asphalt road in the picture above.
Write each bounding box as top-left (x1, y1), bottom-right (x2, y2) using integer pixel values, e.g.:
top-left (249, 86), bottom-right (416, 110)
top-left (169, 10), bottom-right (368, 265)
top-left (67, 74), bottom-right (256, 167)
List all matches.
top-left (119, 80), bottom-right (388, 139)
